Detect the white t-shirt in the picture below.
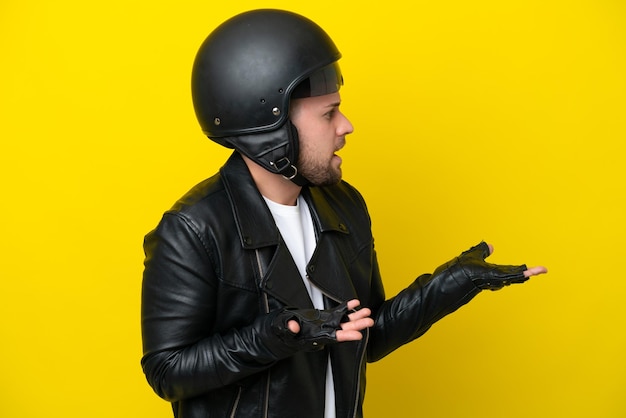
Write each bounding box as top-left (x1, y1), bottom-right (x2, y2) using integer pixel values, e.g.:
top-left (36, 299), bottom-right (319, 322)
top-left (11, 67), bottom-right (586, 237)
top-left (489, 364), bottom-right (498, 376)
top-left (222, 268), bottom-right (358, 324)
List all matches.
top-left (263, 195), bottom-right (336, 418)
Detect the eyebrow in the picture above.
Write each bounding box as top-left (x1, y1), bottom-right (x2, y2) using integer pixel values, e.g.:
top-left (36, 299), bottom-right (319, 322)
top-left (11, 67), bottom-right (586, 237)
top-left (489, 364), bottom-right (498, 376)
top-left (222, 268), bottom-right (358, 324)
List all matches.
top-left (325, 101), bottom-right (341, 108)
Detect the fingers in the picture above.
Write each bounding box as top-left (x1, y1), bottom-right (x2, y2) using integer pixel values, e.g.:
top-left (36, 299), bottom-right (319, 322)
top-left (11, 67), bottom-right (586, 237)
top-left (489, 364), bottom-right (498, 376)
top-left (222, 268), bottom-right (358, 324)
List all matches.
top-left (337, 300), bottom-right (374, 342)
top-left (336, 329), bottom-right (367, 342)
top-left (480, 243), bottom-right (548, 279)
top-left (336, 316), bottom-right (374, 342)
top-left (345, 299), bottom-right (361, 310)
top-left (523, 265), bottom-right (548, 278)
top-left (340, 315), bottom-right (374, 331)
top-left (287, 319), bottom-right (300, 334)
top-left (346, 305), bottom-right (371, 322)
top-left (336, 299), bottom-right (374, 342)
top-left (343, 299), bottom-right (374, 328)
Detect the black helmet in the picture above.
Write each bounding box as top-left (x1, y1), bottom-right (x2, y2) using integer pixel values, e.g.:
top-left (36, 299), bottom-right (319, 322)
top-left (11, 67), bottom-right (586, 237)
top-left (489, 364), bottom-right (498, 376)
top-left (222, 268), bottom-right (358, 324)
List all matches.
top-left (191, 9), bottom-right (342, 183)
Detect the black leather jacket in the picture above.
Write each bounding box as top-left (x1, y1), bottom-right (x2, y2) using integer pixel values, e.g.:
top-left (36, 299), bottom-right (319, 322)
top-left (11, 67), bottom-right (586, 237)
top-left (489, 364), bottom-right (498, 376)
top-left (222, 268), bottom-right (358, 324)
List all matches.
top-left (141, 152), bottom-right (481, 418)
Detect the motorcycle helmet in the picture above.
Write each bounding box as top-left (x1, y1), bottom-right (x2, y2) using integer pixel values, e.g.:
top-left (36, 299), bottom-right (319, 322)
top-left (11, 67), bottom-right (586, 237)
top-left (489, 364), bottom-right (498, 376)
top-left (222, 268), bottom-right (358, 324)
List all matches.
top-left (191, 9), bottom-right (343, 183)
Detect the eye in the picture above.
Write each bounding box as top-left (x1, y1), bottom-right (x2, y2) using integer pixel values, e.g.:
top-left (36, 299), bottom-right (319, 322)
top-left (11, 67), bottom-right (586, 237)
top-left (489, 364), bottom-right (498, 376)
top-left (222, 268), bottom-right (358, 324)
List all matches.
top-left (324, 109), bottom-right (337, 119)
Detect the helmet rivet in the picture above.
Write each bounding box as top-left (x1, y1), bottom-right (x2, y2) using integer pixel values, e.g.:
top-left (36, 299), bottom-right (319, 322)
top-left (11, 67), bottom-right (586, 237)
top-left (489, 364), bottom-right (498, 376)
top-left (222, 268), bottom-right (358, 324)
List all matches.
top-left (214, 117), bottom-right (221, 126)
top-left (272, 107), bottom-right (281, 116)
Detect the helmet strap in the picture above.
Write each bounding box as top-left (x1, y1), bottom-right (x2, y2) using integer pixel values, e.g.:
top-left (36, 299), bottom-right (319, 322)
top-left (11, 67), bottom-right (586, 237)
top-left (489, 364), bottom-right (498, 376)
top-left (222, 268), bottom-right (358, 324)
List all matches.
top-left (223, 121), bottom-right (311, 186)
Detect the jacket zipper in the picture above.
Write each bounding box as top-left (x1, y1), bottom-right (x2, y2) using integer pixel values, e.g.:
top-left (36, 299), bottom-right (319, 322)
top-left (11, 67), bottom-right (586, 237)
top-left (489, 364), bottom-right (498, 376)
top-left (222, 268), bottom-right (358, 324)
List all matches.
top-left (255, 249), bottom-right (271, 418)
top-left (351, 327), bottom-right (369, 418)
top-left (317, 286), bottom-right (368, 418)
top-left (229, 386), bottom-right (242, 418)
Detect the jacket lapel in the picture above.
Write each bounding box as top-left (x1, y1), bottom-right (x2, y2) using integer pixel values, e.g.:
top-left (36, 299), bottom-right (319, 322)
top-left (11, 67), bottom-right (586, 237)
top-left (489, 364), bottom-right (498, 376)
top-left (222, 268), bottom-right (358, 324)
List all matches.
top-left (220, 152), bottom-right (358, 307)
top-left (303, 188), bottom-right (359, 303)
top-left (306, 234), bottom-right (359, 304)
top-left (260, 239), bottom-right (315, 308)
top-left (221, 152), bottom-right (313, 308)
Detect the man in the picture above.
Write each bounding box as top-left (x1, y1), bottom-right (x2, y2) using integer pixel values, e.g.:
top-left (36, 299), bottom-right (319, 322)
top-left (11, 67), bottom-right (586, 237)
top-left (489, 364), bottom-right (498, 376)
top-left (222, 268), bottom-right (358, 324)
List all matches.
top-left (141, 9), bottom-right (547, 418)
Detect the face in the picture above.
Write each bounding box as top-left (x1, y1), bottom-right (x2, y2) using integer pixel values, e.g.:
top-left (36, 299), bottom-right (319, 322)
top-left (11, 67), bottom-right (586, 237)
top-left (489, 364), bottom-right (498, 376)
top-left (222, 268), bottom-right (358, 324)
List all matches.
top-left (290, 92), bottom-right (354, 186)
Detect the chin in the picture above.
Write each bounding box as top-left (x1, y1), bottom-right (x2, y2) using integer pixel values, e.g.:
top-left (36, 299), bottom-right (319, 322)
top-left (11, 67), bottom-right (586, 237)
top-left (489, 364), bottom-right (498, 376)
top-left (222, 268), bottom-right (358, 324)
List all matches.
top-left (316, 173), bottom-right (342, 187)
top-left (300, 162), bottom-right (342, 186)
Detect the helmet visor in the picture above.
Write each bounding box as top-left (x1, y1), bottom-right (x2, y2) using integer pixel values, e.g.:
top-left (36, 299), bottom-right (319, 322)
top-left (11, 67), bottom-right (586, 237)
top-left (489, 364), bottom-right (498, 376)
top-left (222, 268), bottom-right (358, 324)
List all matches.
top-left (291, 62), bottom-right (343, 99)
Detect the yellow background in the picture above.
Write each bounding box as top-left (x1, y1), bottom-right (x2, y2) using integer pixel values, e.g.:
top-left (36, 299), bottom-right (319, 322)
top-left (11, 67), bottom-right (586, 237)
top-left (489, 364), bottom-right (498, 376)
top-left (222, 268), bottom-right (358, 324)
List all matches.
top-left (1, 0), bottom-right (624, 417)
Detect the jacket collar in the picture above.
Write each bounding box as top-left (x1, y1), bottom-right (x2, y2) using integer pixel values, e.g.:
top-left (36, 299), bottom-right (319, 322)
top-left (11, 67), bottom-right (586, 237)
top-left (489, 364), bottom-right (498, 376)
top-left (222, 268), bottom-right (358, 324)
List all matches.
top-left (220, 152), bottom-right (349, 250)
top-left (220, 152), bottom-right (279, 249)
top-left (221, 152), bottom-right (357, 304)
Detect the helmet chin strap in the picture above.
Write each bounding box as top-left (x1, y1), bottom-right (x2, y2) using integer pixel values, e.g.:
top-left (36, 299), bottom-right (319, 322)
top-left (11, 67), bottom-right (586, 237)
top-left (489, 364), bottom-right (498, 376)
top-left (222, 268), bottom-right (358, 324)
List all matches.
top-left (286, 170), bottom-right (310, 187)
top-left (220, 120), bottom-right (311, 187)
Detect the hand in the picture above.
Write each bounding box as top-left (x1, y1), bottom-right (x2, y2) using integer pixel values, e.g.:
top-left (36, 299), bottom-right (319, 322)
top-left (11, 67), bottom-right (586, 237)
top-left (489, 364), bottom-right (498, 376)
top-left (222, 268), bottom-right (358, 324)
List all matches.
top-left (435, 242), bottom-right (547, 291)
top-left (287, 299), bottom-right (374, 342)
top-left (484, 243), bottom-right (548, 279)
top-left (274, 299), bottom-right (374, 350)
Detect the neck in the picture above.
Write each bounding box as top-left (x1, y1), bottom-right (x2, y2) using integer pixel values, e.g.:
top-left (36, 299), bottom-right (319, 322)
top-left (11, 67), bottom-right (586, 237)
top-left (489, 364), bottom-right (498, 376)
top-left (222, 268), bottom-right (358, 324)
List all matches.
top-left (241, 154), bottom-right (302, 206)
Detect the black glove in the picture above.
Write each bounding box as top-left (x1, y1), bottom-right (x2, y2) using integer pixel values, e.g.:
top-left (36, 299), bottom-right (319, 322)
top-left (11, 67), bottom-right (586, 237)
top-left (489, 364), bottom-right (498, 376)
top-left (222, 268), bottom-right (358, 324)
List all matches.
top-left (435, 242), bottom-right (528, 291)
top-left (271, 302), bottom-right (351, 350)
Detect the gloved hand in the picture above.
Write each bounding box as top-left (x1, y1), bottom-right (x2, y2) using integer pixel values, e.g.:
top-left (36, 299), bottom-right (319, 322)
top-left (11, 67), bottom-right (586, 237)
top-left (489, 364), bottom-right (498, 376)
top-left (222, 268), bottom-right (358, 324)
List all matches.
top-left (272, 302), bottom-right (351, 350)
top-left (434, 242), bottom-right (528, 291)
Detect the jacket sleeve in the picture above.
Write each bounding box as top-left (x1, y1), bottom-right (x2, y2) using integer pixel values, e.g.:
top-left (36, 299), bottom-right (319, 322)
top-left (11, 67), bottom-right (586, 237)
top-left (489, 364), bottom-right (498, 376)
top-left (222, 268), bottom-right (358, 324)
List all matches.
top-left (141, 212), bottom-right (295, 402)
top-left (338, 182), bottom-right (483, 362)
top-left (365, 249), bottom-right (482, 362)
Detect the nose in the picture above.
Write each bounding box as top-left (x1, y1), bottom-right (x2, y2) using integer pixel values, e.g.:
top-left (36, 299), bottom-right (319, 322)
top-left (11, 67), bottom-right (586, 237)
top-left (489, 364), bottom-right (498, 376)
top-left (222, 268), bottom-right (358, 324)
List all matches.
top-left (338, 110), bottom-right (354, 136)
